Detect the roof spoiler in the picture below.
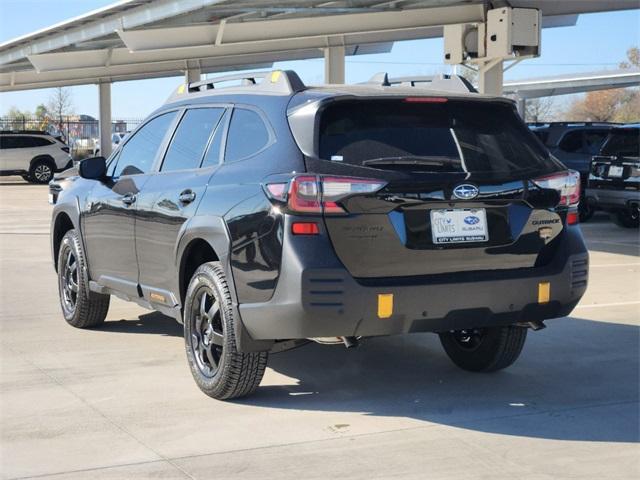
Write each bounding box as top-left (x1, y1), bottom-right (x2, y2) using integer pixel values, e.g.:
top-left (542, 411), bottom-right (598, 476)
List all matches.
top-left (167, 70), bottom-right (306, 103)
top-left (364, 72), bottom-right (477, 94)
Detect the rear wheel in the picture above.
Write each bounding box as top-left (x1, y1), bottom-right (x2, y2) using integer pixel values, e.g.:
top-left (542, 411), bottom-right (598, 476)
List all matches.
top-left (610, 209), bottom-right (639, 229)
top-left (578, 198), bottom-right (595, 222)
top-left (439, 326), bottom-right (527, 372)
top-left (29, 158), bottom-right (55, 184)
top-left (57, 230), bottom-right (110, 328)
top-left (184, 262), bottom-right (268, 400)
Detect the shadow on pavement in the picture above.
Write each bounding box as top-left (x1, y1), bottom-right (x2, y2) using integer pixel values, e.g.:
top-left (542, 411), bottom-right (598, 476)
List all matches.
top-left (97, 312), bottom-right (640, 443)
top-left (96, 311), bottom-right (183, 337)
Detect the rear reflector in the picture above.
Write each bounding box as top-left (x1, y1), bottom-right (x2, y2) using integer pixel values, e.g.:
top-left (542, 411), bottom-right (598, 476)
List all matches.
top-left (404, 97), bottom-right (448, 103)
top-left (377, 293), bottom-right (394, 318)
top-left (538, 282), bottom-right (551, 304)
top-left (567, 211), bottom-right (579, 225)
top-left (291, 222), bottom-right (319, 235)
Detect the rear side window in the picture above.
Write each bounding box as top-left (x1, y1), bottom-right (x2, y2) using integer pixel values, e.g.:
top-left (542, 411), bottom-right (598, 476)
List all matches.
top-left (0, 136), bottom-right (51, 148)
top-left (224, 108), bottom-right (270, 162)
top-left (318, 99), bottom-right (555, 178)
top-left (584, 130), bottom-right (610, 154)
top-left (601, 130), bottom-right (640, 157)
top-left (558, 130), bottom-right (583, 153)
top-left (161, 108), bottom-right (225, 172)
top-left (113, 111), bottom-right (177, 176)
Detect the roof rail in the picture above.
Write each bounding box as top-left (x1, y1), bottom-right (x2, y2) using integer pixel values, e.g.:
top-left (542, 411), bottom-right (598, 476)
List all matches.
top-left (168, 70), bottom-right (306, 102)
top-left (364, 72), bottom-right (477, 94)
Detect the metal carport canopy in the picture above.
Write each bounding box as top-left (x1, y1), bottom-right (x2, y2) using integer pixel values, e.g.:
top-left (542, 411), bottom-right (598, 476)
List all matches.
top-left (504, 69), bottom-right (640, 99)
top-left (0, 0), bottom-right (638, 92)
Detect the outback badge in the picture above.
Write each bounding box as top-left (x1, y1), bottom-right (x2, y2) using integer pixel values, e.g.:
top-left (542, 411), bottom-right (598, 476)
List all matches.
top-left (453, 184), bottom-right (479, 200)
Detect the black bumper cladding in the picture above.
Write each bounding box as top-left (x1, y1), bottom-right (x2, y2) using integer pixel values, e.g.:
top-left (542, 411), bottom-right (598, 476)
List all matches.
top-left (238, 220), bottom-right (589, 341)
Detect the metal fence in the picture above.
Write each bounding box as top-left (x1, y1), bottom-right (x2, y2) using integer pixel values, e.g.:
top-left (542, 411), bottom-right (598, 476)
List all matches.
top-left (0, 115), bottom-right (143, 159)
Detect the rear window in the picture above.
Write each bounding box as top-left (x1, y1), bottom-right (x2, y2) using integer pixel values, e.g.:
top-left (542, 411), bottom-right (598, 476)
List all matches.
top-left (318, 99), bottom-right (557, 177)
top-left (601, 130), bottom-right (640, 157)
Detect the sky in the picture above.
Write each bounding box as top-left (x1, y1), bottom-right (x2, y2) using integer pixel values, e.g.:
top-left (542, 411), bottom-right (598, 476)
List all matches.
top-left (0, 0), bottom-right (638, 119)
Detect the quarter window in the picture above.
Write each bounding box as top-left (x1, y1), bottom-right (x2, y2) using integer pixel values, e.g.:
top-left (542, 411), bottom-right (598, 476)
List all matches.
top-left (224, 108), bottom-right (270, 162)
top-left (113, 111), bottom-right (177, 176)
top-left (161, 108), bottom-right (225, 172)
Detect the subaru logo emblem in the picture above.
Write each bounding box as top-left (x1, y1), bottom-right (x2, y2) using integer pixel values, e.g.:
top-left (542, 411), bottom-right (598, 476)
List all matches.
top-left (453, 184), bottom-right (479, 200)
top-left (464, 216), bottom-right (480, 225)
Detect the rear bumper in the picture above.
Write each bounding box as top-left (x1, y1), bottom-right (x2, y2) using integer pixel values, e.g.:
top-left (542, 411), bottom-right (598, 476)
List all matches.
top-left (586, 187), bottom-right (640, 211)
top-left (238, 221), bottom-right (589, 341)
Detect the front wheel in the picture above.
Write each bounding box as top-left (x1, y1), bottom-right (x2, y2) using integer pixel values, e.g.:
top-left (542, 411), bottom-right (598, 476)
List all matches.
top-left (57, 229), bottom-right (110, 328)
top-left (610, 209), bottom-right (639, 229)
top-left (184, 262), bottom-right (268, 400)
top-left (439, 326), bottom-right (527, 372)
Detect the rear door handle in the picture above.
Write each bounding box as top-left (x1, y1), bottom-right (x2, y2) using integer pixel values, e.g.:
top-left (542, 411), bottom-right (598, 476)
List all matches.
top-left (178, 189), bottom-right (196, 205)
top-left (122, 193), bottom-right (137, 206)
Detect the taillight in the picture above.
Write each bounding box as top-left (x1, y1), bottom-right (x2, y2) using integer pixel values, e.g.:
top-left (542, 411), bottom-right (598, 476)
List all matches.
top-left (264, 175), bottom-right (387, 215)
top-left (532, 170), bottom-right (580, 207)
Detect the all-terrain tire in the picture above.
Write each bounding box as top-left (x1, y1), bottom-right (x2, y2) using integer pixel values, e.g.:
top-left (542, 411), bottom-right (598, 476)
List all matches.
top-left (184, 262), bottom-right (268, 400)
top-left (610, 210), bottom-right (639, 229)
top-left (57, 229), bottom-right (110, 328)
top-left (439, 325), bottom-right (527, 372)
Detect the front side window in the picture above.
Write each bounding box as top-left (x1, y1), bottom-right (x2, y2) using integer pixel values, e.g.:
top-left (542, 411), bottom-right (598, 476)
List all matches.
top-left (113, 111), bottom-right (177, 177)
top-left (224, 108), bottom-right (270, 162)
top-left (161, 108), bottom-right (225, 172)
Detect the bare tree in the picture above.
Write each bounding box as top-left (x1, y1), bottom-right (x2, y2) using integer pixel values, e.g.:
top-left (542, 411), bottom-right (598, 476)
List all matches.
top-left (47, 87), bottom-right (73, 121)
top-left (47, 87), bottom-right (73, 141)
top-left (525, 97), bottom-right (556, 123)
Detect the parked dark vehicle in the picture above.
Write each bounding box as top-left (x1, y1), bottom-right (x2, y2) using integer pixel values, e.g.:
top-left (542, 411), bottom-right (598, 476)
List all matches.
top-left (586, 125), bottom-right (640, 228)
top-left (528, 122), bottom-right (620, 221)
top-left (50, 71), bottom-right (588, 400)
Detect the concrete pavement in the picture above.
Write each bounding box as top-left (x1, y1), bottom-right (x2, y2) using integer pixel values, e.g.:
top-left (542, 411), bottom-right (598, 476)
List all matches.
top-left (1, 177), bottom-right (638, 479)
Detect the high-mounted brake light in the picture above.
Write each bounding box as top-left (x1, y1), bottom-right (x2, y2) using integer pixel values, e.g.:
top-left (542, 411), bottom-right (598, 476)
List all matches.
top-left (404, 97), bottom-right (448, 103)
top-left (264, 175), bottom-right (387, 215)
top-left (532, 170), bottom-right (580, 207)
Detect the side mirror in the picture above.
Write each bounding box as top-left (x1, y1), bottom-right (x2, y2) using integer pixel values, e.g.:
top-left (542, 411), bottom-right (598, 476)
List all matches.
top-left (79, 156), bottom-right (107, 180)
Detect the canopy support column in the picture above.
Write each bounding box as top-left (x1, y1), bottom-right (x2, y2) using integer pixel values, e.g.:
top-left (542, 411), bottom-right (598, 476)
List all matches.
top-left (98, 81), bottom-right (112, 158)
top-left (324, 45), bottom-right (345, 84)
top-left (478, 59), bottom-right (503, 96)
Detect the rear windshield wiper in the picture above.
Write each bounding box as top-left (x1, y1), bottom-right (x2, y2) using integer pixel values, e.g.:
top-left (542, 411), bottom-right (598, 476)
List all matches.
top-left (362, 156), bottom-right (461, 167)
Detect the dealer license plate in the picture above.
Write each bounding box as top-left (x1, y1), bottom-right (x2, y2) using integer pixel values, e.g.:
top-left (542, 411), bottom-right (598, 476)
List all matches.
top-left (608, 165), bottom-right (624, 178)
top-left (430, 208), bottom-right (488, 244)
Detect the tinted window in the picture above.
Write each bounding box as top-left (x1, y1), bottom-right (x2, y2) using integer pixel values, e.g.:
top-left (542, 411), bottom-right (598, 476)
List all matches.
top-left (558, 130), bottom-right (583, 153)
top-left (161, 108), bottom-right (225, 172)
top-left (201, 111), bottom-right (228, 168)
top-left (0, 136), bottom-right (48, 149)
top-left (113, 111), bottom-right (177, 176)
top-left (601, 130), bottom-right (640, 157)
top-left (318, 99), bottom-right (555, 177)
top-left (224, 108), bottom-right (270, 162)
top-left (584, 130), bottom-right (610, 155)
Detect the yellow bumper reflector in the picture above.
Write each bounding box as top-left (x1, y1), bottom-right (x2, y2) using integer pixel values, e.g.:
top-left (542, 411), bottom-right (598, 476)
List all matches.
top-left (538, 282), bottom-right (550, 304)
top-left (378, 293), bottom-right (394, 319)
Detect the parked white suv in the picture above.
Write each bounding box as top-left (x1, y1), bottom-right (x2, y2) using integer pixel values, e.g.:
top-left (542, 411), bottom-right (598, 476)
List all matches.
top-left (0, 131), bottom-right (72, 183)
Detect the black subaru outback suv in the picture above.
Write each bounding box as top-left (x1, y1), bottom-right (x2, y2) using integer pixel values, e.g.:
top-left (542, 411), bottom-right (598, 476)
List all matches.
top-left (50, 71), bottom-right (588, 400)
